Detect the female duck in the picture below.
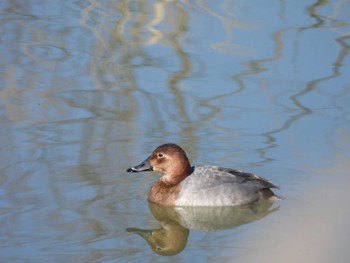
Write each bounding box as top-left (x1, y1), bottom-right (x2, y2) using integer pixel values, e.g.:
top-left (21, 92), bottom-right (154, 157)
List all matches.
top-left (127, 143), bottom-right (279, 206)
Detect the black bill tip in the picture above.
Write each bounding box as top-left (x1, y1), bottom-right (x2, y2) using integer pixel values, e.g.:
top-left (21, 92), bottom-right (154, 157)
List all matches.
top-left (127, 157), bottom-right (153, 173)
top-left (127, 167), bottom-right (138, 173)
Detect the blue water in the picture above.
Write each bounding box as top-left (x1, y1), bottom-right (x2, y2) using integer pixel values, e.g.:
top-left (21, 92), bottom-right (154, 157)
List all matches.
top-left (1, 0), bottom-right (350, 262)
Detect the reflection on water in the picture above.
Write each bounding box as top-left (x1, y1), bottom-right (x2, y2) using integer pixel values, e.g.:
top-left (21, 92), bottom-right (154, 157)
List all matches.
top-left (127, 201), bottom-right (277, 256)
top-left (1, 0), bottom-right (350, 262)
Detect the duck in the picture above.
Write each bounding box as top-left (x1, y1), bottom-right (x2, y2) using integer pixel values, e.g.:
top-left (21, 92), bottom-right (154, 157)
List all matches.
top-left (127, 143), bottom-right (279, 206)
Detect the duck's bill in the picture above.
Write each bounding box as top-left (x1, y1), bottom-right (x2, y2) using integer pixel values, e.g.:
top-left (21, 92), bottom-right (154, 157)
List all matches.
top-left (127, 157), bottom-right (153, 173)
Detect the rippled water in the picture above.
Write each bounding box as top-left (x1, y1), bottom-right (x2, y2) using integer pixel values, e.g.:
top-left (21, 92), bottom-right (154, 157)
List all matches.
top-left (1, 0), bottom-right (350, 262)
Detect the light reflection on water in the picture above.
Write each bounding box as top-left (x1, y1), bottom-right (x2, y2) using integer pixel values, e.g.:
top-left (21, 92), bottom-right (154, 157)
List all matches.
top-left (0, 0), bottom-right (350, 262)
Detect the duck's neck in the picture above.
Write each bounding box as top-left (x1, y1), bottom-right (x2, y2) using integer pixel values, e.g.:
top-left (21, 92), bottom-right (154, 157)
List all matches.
top-left (161, 161), bottom-right (191, 185)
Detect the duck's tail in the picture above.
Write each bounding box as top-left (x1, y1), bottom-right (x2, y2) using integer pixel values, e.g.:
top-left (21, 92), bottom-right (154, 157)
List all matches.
top-left (259, 188), bottom-right (282, 201)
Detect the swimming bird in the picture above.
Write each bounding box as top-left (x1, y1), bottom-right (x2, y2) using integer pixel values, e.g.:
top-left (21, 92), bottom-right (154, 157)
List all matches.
top-left (127, 143), bottom-right (279, 206)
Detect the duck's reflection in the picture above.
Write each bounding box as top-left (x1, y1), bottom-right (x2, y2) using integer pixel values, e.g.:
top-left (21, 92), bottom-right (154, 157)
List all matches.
top-left (127, 219), bottom-right (189, 256)
top-left (127, 201), bottom-right (278, 256)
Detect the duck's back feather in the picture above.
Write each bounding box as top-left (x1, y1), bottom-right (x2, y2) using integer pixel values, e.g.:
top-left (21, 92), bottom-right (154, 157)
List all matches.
top-left (175, 165), bottom-right (278, 206)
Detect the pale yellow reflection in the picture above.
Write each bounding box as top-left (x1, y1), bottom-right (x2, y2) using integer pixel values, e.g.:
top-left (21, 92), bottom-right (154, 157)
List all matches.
top-left (146, 1), bottom-right (166, 45)
top-left (185, 0), bottom-right (252, 54)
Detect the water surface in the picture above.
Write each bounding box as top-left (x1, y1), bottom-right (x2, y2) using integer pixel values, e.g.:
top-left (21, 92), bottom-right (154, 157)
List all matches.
top-left (1, 0), bottom-right (350, 262)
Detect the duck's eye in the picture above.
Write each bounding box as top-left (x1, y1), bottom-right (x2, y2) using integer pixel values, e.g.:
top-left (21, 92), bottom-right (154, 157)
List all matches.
top-left (157, 153), bottom-right (164, 158)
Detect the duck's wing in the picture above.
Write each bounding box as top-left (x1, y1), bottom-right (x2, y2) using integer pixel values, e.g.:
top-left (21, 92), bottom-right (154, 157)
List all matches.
top-left (216, 167), bottom-right (279, 189)
top-left (176, 165), bottom-right (278, 206)
top-left (188, 165), bottom-right (278, 189)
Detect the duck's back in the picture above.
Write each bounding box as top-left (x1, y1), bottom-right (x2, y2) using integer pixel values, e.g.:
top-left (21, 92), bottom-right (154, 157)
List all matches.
top-left (175, 165), bottom-right (278, 206)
